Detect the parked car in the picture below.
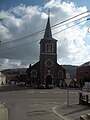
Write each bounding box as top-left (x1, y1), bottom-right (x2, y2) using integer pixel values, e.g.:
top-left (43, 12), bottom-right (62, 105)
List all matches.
top-left (16, 82), bottom-right (25, 86)
top-left (47, 84), bottom-right (54, 89)
top-left (38, 84), bottom-right (45, 89)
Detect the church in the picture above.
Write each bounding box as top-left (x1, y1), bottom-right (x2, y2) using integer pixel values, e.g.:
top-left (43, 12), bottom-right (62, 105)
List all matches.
top-left (26, 15), bottom-right (66, 88)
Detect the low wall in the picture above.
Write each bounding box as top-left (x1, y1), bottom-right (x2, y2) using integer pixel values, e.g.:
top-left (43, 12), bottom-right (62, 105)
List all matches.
top-left (79, 91), bottom-right (90, 106)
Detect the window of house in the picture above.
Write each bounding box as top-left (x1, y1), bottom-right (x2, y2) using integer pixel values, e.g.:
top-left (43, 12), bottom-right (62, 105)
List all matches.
top-left (58, 70), bottom-right (63, 79)
top-left (31, 69), bottom-right (37, 78)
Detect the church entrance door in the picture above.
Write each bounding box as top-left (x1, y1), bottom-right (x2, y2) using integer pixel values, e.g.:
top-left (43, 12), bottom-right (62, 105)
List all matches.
top-left (46, 75), bottom-right (52, 87)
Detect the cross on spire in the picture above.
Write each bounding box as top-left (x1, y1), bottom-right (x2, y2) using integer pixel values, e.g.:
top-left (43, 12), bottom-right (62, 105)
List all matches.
top-left (44, 8), bottom-right (52, 38)
top-left (48, 8), bottom-right (50, 18)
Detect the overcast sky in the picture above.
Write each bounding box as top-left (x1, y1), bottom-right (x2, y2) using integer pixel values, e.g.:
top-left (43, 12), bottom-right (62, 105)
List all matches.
top-left (0, 0), bottom-right (90, 70)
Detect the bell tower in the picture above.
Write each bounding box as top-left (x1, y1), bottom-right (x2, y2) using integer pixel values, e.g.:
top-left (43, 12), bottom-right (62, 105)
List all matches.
top-left (39, 13), bottom-right (57, 86)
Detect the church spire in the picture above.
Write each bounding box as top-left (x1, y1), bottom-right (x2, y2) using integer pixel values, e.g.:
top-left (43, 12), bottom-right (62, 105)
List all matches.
top-left (44, 9), bottom-right (52, 38)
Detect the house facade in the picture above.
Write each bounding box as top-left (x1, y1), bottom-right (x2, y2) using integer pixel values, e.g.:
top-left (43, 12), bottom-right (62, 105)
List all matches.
top-left (26, 16), bottom-right (66, 87)
top-left (76, 61), bottom-right (90, 87)
top-left (0, 72), bottom-right (6, 85)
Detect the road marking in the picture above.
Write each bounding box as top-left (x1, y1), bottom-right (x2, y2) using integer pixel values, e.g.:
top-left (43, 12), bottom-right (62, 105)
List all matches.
top-left (54, 92), bottom-right (63, 94)
top-left (69, 92), bottom-right (78, 94)
top-left (40, 91), bottom-right (48, 93)
top-left (27, 91), bottom-right (34, 93)
top-left (26, 90), bottom-right (78, 95)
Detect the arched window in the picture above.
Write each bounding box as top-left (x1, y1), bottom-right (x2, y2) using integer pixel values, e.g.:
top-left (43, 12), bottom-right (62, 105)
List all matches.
top-left (45, 43), bottom-right (49, 52)
top-left (58, 70), bottom-right (63, 79)
top-left (45, 43), bottom-right (54, 53)
top-left (50, 43), bottom-right (54, 52)
top-left (31, 69), bottom-right (37, 78)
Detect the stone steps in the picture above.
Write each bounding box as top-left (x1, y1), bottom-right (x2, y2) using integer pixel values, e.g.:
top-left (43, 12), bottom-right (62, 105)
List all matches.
top-left (80, 113), bottom-right (90, 120)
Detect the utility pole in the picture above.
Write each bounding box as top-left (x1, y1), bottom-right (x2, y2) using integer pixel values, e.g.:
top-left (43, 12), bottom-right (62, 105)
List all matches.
top-left (0, 18), bottom-right (3, 43)
top-left (88, 26), bottom-right (90, 33)
top-left (65, 73), bottom-right (72, 107)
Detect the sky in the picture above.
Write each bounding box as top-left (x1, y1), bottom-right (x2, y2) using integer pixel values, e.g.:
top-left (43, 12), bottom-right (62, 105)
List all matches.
top-left (0, 0), bottom-right (90, 70)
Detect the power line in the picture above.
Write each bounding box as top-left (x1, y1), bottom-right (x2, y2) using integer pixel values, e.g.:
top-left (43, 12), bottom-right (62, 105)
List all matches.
top-left (1, 14), bottom-right (88, 47)
top-left (52, 10), bottom-right (89, 28)
top-left (0, 10), bottom-right (89, 46)
top-left (53, 18), bottom-right (90, 35)
top-left (0, 17), bottom-right (90, 50)
top-left (52, 14), bottom-right (89, 30)
top-left (1, 17), bottom-right (90, 50)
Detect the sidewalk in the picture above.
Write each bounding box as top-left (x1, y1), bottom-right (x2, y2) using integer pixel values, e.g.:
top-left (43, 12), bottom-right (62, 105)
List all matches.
top-left (52, 104), bottom-right (90, 120)
top-left (0, 102), bottom-right (8, 120)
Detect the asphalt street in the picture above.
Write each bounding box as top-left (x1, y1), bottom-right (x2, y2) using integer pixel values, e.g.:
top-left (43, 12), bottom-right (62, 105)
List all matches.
top-left (0, 88), bottom-right (79, 120)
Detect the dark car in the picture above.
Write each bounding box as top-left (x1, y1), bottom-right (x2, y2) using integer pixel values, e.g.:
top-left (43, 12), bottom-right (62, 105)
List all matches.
top-left (16, 82), bottom-right (25, 86)
top-left (38, 84), bottom-right (45, 89)
top-left (47, 84), bottom-right (54, 89)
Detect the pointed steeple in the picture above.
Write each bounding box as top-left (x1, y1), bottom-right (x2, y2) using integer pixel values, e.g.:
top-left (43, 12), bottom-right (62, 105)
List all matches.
top-left (44, 11), bottom-right (52, 39)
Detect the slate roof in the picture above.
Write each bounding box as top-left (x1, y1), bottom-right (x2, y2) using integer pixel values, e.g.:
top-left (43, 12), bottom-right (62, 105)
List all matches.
top-left (44, 16), bottom-right (52, 38)
top-left (81, 61), bottom-right (90, 67)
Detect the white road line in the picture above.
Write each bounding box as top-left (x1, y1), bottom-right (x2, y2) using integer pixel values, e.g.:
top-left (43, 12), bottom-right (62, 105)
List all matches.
top-left (27, 91), bottom-right (34, 93)
top-left (54, 92), bottom-right (63, 94)
top-left (26, 91), bottom-right (78, 94)
top-left (40, 91), bottom-right (48, 93)
top-left (69, 92), bottom-right (78, 94)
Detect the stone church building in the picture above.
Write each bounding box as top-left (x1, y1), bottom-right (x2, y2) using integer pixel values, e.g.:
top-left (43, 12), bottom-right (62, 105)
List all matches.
top-left (26, 16), bottom-right (66, 87)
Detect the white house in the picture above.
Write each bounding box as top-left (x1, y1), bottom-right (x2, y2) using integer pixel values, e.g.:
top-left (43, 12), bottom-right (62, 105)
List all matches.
top-left (0, 72), bottom-right (6, 85)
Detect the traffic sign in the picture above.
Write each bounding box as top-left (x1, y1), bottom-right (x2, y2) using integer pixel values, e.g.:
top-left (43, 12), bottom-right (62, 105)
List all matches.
top-left (65, 78), bottom-right (72, 87)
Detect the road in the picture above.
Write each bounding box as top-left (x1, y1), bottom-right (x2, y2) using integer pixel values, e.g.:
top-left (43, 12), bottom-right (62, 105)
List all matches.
top-left (0, 88), bottom-right (79, 120)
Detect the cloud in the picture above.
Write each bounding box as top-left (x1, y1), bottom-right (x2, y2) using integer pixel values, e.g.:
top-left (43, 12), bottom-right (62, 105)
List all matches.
top-left (0, 58), bottom-right (30, 71)
top-left (0, 58), bottom-right (19, 70)
top-left (0, 0), bottom-right (90, 70)
top-left (44, 0), bottom-right (89, 65)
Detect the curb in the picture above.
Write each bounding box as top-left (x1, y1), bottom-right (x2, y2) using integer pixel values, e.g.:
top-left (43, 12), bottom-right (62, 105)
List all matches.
top-left (52, 105), bottom-right (72, 120)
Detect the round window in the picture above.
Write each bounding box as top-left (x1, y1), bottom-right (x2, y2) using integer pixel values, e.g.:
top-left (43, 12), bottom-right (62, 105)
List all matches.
top-left (45, 59), bottom-right (53, 67)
